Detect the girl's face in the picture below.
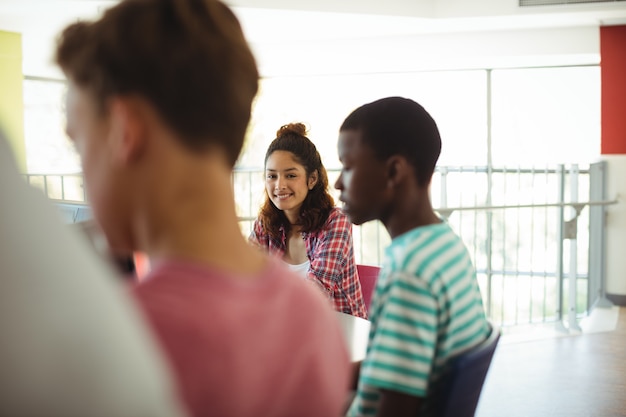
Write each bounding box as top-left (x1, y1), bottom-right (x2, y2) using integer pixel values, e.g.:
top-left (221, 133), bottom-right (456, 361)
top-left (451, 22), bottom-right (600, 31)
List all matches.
top-left (265, 150), bottom-right (317, 222)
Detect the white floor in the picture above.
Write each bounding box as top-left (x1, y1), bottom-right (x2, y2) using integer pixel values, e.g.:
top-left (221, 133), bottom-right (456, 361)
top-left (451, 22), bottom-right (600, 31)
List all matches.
top-left (498, 305), bottom-right (620, 344)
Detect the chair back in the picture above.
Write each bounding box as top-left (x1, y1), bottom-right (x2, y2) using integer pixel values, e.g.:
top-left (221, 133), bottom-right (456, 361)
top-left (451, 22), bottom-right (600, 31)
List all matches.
top-left (356, 264), bottom-right (380, 313)
top-left (426, 321), bottom-right (500, 417)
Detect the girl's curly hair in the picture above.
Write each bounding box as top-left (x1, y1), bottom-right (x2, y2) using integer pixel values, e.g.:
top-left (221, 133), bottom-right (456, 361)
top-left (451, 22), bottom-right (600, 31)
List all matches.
top-left (258, 123), bottom-right (334, 240)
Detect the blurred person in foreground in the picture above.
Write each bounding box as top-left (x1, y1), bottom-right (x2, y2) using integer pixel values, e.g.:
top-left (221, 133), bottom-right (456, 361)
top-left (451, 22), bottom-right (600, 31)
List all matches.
top-left (335, 97), bottom-right (489, 417)
top-left (0, 132), bottom-right (185, 416)
top-left (55, 1), bottom-right (350, 416)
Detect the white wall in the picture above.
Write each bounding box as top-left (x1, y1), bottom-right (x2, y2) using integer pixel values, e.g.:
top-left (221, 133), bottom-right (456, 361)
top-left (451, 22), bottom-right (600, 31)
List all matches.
top-left (0, 2), bottom-right (105, 79)
top-left (250, 25), bottom-right (600, 77)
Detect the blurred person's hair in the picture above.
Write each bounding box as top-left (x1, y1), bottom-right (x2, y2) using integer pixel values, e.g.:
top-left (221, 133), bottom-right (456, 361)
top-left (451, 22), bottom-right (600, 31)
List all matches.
top-left (257, 123), bottom-right (334, 239)
top-left (55, 0), bottom-right (259, 166)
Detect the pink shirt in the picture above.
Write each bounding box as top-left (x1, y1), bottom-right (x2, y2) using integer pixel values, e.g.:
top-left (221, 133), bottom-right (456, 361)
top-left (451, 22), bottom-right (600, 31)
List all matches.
top-left (133, 258), bottom-right (350, 417)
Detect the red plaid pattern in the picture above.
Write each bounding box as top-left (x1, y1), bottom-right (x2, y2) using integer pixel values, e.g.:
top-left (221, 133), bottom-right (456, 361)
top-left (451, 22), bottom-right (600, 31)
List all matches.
top-left (250, 207), bottom-right (367, 319)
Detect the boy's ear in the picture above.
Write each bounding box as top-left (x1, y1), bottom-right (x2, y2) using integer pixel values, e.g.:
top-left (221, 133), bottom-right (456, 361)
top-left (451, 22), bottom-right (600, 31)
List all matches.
top-left (308, 170), bottom-right (319, 190)
top-left (385, 155), bottom-right (411, 188)
top-left (108, 97), bottom-right (146, 164)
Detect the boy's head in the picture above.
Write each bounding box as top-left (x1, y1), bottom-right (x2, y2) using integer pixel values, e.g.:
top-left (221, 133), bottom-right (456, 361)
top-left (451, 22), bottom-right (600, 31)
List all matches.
top-left (56, 0), bottom-right (258, 166)
top-left (56, 0), bottom-right (258, 252)
top-left (335, 96), bottom-right (441, 226)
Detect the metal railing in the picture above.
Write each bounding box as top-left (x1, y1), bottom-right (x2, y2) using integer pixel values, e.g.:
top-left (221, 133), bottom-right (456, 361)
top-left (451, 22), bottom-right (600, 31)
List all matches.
top-left (25, 162), bottom-right (616, 329)
top-left (24, 173), bottom-right (86, 202)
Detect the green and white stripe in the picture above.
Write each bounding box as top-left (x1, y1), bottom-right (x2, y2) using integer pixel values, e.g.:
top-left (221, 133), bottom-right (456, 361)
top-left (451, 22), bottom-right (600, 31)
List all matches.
top-left (348, 222), bottom-right (489, 417)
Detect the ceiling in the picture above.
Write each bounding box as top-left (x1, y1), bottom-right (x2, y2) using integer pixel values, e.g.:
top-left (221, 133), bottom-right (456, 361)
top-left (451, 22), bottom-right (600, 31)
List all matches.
top-left (1, 0), bottom-right (625, 40)
top-left (1, 0), bottom-right (625, 77)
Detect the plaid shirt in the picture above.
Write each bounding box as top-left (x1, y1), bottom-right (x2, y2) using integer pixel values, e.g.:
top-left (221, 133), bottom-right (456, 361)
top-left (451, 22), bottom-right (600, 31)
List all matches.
top-left (250, 207), bottom-right (367, 319)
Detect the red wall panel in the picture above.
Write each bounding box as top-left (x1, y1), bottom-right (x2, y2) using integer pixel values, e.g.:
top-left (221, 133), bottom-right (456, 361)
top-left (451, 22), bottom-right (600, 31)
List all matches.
top-left (601, 25), bottom-right (626, 154)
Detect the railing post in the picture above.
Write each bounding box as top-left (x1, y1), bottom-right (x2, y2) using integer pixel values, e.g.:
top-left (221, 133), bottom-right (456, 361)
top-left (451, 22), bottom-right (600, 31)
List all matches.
top-left (588, 161), bottom-right (613, 310)
top-left (439, 167), bottom-right (449, 219)
top-left (485, 167), bottom-right (493, 319)
top-left (485, 70), bottom-right (493, 319)
top-left (82, 175), bottom-right (86, 202)
top-left (555, 165), bottom-right (566, 332)
top-left (43, 174), bottom-right (49, 198)
top-left (566, 164), bottom-right (582, 332)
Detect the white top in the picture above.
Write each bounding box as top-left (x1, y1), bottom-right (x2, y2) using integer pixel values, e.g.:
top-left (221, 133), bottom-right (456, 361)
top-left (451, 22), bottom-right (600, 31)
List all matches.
top-left (0, 133), bottom-right (186, 417)
top-left (285, 259), bottom-right (310, 277)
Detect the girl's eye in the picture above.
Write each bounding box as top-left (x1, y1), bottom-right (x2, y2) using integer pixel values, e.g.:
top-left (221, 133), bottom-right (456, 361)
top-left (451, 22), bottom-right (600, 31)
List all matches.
top-left (287, 174), bottom-right (297, 179)
top-left (266, 174), bottom-right (276, 180)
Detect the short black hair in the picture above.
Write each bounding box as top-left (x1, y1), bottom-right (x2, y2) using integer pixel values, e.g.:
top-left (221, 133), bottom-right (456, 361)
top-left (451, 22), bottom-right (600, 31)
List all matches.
top-left (340, 96), bottom-right (442, 186)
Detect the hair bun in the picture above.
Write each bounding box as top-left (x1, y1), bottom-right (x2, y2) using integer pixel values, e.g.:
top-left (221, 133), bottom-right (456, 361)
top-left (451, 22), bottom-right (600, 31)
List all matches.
top-left (277, 122), bottom-right (307, 138)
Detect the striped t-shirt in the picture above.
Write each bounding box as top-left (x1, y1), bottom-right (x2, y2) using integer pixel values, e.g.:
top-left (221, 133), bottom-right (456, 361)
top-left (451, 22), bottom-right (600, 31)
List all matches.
top-left (347, 221), bottom-right (489, 417)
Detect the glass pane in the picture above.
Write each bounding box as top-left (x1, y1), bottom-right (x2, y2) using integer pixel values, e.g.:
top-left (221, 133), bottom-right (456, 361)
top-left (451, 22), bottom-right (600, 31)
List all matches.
top-left (491, 66), bottom-right (600, 166)
top-left (240, 70), bottom-right (488, 170)
top-left (23, 79), bottom-right (80, 174)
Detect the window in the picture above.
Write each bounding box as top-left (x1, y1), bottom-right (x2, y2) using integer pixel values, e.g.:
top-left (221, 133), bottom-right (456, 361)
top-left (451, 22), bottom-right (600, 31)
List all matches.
top-left (23, 78), bottom-right (78, 174)
top-left (491, 66), bottom-right (601, 166)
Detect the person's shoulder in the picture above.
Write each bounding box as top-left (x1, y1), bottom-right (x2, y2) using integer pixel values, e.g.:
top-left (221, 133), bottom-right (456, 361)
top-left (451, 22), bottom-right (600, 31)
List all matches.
top-left (265, 258), bottom-right (335, 308)
top-left (252, 216), bottom-right (263, 227)
top-left (251, 217), bottom-right (265, 234)
top-left (323, 206), bottom-right (350, 229)
top-left (275, 271), bottom-right (347, 347)
top-left (263, 260), bottom-right (347, 339)
top-left (328, 206), bottom-right (347, 220)
top-left (133, 259), bottom-right (227, 302)
top-left (385, 223), bottom-right (457, 274)
top-left (391, 222), bottom-right (456, 253)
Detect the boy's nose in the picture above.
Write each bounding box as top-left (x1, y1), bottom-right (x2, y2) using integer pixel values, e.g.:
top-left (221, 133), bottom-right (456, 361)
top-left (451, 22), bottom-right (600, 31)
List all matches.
top-left (334, 174), bottom-right (342, 190)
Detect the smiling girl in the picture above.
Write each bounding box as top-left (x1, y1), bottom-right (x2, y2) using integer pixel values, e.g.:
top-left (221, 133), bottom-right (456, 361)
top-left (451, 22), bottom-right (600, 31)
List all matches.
top-left (249, 123), bottom-right (367, 319)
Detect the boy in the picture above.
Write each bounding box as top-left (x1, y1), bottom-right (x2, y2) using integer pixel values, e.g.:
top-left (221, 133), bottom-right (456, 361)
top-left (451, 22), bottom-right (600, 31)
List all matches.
top-left (335, 97), bottom-right (489, 417)
top-left (55, 1), bottom-right (349, 416)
